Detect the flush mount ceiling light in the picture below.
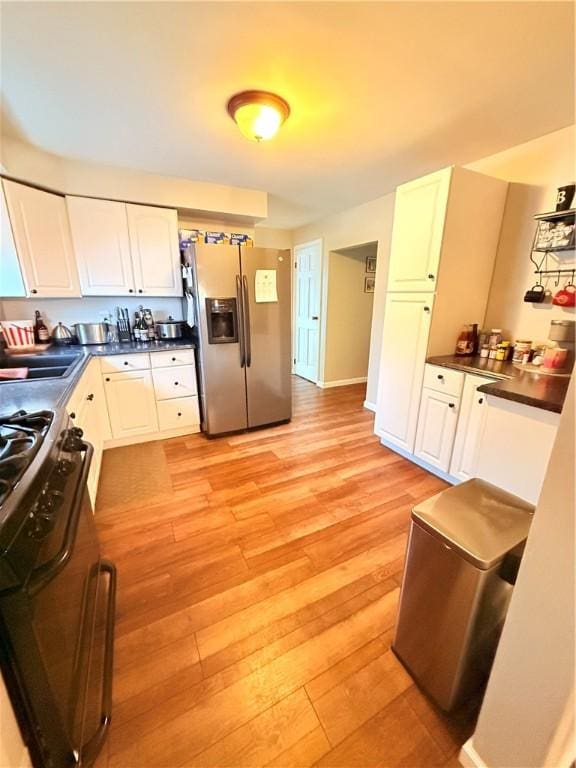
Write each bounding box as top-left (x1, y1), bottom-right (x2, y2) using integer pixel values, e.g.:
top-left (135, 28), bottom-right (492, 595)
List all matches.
top-left (227, 90), bottom-right (290, 142)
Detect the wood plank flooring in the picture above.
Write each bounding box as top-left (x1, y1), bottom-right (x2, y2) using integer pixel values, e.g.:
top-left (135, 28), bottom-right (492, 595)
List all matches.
top-left (95, 377), bottom-right (475, 768)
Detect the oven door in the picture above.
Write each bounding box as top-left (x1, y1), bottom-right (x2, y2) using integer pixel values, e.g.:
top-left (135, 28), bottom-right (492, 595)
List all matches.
top-left (0, 441), bottom-right (116, 768)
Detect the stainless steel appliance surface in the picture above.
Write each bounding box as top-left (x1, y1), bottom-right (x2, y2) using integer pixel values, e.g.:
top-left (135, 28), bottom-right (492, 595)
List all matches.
top-left (74, 322), bottom-right (108, 346)
top-left (156, 317), bottom-right (185, 340)
top-left (0, 409), bottom-right (117, 767)
top-left (393, 478), bottom-right (534, 712)
top-left (51, 322), bottom-right (75, 345)
top-left (187, 243), bottom-right (291, 435)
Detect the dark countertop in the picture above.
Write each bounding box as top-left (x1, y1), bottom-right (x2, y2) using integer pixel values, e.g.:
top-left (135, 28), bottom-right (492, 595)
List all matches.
top-left (427, 354), bottom-right (570, 414)
top-left (0, 339), bottom-right (196, 415)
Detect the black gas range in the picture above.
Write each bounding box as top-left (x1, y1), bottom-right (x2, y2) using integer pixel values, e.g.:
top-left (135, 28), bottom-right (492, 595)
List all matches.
top-left (0, 409), bottom-right (116, 768)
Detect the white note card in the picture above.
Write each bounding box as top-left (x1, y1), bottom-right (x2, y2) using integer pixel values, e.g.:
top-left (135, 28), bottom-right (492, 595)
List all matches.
top-left (255, 269), bottom-right (278, 303)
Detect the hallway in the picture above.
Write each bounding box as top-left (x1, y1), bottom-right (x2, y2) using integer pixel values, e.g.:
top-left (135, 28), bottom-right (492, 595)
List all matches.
top-left (96, 377), bottom-right (472, 767)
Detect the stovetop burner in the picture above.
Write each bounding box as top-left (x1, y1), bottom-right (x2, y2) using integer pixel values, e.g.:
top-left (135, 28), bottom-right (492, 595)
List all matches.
top-left (0, 410), bottom-right (53, 507)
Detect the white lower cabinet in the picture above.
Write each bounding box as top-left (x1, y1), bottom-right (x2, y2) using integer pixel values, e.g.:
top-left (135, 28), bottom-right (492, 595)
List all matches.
top-left (67, 359), bottom-right (111, 505)
top-left (449, 374), bottom-right (493, 482)
top-left (375, 292), bottom-right (433, 452)
top-left (103, 369), bottom-right (159, 439)
top-left (414, 387), bottom-right (460, 472)
top-left (157, 397), bottom-right (200, 431)
top-left (99, 350), bottom-right (201, 446)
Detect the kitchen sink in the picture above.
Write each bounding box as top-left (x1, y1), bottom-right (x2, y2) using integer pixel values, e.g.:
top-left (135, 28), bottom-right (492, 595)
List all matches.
top-left (0, 352), bottom-right (82, 382)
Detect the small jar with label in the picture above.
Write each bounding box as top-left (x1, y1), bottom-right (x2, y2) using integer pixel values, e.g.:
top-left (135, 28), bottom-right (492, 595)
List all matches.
top-left (513, 340), bottom-right (532, 364)
top-left (479, 344), bottom-right (490, 358)
top-left (495, 344), bottom-right (507, 361)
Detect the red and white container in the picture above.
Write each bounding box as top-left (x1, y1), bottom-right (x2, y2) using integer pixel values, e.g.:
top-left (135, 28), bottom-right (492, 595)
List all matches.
top-left (1, 320), bottom-right (35, 350)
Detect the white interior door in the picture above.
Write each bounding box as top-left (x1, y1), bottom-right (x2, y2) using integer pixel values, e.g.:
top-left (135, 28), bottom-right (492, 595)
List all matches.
top-left (293, 241), bottom-right (321, 383)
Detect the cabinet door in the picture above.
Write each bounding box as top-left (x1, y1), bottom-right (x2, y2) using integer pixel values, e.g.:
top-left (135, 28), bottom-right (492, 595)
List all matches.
top-left (126, 204), bottom-right (181, 296)
top-left (103, 370), bottom-right (158, 439)
top-left (67, 197), bottom-right (135, 295)
top-left (449, 374), bottom-right (493, 482)
top-left (414, 387), bottom-right (459, 472)
top-left (387, 168), bottom-right (451, 292)
top-left (3, 180), bottom-right (81, 297)
top-left (375, 292), bottom-right (433, 453)
top-left (0, 183), bottom-right (26, 297)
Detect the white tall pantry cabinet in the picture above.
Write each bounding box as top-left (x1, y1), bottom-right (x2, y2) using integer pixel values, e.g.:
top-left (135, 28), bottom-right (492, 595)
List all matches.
top-left (375, 166), bottom-right (508, 456)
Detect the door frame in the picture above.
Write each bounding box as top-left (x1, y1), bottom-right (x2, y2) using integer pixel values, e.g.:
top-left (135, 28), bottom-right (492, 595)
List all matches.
top-left (292, 239), bottom-right (323, 384)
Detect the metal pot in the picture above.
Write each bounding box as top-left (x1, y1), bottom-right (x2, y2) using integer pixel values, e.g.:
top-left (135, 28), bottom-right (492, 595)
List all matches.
top-left (51, 322), bottom-right (75, 345)
top-left (74, 322), bottom-right (108, 345)
top-left (155, 317), bottom-right (184, 340)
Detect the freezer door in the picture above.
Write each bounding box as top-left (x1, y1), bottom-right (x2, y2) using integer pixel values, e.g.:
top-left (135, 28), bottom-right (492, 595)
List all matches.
top-left (241, 247), bottom-right (292, 428)
top-left (193, 243), bottom-right (248, 435)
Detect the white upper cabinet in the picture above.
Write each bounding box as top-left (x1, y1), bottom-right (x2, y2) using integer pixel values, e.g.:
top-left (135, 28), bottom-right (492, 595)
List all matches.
top-left (387, 168), bottom-right (452, 293)
top-left (126, 204), bottom-right (181, 297)
top-left (375, 292), bottom-right (434, 453)
top-left (67, 196), bottom-right (135, 296)
top-left (3, 180), bottom-right (81, 298)
top-left (0, 183), bottom-right (25, 297)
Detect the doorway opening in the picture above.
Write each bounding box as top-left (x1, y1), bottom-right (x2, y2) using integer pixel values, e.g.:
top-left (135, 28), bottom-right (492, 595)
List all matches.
top-left (321, 241), bottom-right (378, 396)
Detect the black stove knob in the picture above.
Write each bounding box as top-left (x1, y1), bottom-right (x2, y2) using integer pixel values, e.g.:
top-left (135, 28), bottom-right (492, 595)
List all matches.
top-left (63, 427), bottom-right (84, 452)
top-left (39, 489), bottom-right (64, 514)
top-left (56, 459), bottom-right (75, 476)
top-left (27, 512), bottom-right (55, 540)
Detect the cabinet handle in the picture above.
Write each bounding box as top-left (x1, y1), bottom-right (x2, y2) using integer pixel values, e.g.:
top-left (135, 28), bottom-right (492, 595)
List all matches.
top-left (171, 357), bottom-right (176, 362)
top-left (105, 378), bottom-right (110, 382)
top-left (31, 288), bottom-right (38, 294)
top-left (69, 411), bottom-right (76, 419)
top-left (174, 381), bottom-right (179, 386)
top-left (177, 412), bottom-right (182, 417)
top-left (428, 273), bottom-right (435, 280)
top-left (138, 289), bottom-right (143, 294)
top-left (128, 289), bottom-right (134, 293)
top-left (448, 403), bottom-right (455, 409)
top-left (424, 306), bottom-right (431, 312)
top-left (437, 374), bottom-right (444, 380)
top-left (478, 397), bottom-right (484, 405)
top-left (124, 361), bottom-right (129, 366)
top-left (312, 316), bottom-right (319, 320)
top-left (86, 393), bottom-right (94, 401)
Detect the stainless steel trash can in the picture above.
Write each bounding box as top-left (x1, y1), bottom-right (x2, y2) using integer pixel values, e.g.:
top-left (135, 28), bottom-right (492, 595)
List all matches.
top-left (392, 478), bottom-right (534, 711)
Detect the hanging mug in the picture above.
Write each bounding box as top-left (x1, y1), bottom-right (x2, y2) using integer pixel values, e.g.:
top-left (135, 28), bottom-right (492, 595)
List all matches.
top-left (524, 284), bottom-right (546, 303)
top-left (552, 282), bottom-right (576, 307)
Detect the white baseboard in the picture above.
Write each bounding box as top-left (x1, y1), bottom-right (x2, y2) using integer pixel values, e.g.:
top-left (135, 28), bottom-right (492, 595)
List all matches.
top-left (317, 377), bottom-right (367, 389)
top-left (104, 425), bottom-right (201, 449)
top-left (378, 435), bottom-right (459, 485)
top-left (363, 400), bottom-right (376, 412)
top-left (459, 738), bottom-right (487, 768)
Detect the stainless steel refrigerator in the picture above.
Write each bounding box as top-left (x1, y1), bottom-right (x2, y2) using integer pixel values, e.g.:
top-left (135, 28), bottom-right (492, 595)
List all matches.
top-left (187, 243), bottom-right (292, 436)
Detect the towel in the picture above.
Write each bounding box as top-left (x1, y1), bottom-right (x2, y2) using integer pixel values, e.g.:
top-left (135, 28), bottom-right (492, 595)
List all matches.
top-left (185, 293), bottom-right (196, 329)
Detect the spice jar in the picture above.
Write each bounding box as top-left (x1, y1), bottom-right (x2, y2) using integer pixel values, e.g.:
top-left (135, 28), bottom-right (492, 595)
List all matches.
top-left (480, 344), bottom-right (490, 358)
top-left (495, 344), bottom-right (507, 361)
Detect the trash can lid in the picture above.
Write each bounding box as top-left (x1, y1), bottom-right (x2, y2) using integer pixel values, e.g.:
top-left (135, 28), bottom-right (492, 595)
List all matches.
top-left (411, 479), bottom-right (535, 570)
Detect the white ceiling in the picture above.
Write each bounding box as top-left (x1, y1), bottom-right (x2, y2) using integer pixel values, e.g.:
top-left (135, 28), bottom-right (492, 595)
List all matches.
top-left (1, 2), bottom-right (574, 228)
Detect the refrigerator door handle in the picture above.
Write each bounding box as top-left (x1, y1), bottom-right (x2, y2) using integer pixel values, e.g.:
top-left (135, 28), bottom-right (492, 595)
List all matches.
top-left (242, 275), bottom-right (252, 367)
top-left (236, 275), bottom-right (246, 368)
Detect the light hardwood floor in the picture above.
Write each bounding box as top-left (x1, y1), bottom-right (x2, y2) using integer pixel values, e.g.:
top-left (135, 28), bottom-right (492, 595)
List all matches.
top-left (95, 377), bottom-right (475, 768)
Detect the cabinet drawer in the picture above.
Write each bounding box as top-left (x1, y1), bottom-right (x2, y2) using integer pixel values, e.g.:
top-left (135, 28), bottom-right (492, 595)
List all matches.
top-left (150, 349), bottom-right (195, 368)
top-left (100, 353), bottom-right (150, 373)
top-left (423, 364), bottom-right (464, 398)
top-left (157, 396), bottom-right (200, 431)
top-left (152, 365), bottom-right (197, 400)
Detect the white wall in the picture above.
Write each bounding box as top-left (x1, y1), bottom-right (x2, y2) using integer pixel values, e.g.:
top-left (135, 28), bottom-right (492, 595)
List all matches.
top-left (293, 193), bottom-right (395, 405)
top-left (324, 243), bottom-right (376, 384)
top-left (463, 375), bottom-right (575, 768)
top-left (469, 125), bottom-right (576, 342)
top-left (1, 136), bottom-right (267, 220)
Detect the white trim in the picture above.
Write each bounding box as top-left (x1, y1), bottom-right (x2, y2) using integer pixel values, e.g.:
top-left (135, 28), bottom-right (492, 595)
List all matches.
top-left (378, 435), bottom-right (458, 485)
top-left (317, 377), bottom-right (367, 389)
top-left (459, 738), bottom-right (487, 768)
top-left (292, 238), bottom-right (323, 385)
top-left (363, 400), bottom-right (376, 412)
top-left (104, 424), bottom-right (200, 449)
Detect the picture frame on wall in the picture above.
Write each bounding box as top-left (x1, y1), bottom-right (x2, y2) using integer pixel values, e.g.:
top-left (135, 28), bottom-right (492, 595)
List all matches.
top-left (365, 256), bottom-right (377, 273)
top-left (364, 276), bottom-right (375, 293)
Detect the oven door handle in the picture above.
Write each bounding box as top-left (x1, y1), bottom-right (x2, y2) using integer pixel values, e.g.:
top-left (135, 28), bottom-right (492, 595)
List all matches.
top-left (79, 559), bottom-right (117, 766)
top-left (28, 441), bottom-right (93, 596)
